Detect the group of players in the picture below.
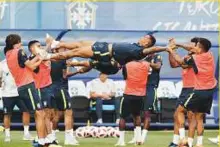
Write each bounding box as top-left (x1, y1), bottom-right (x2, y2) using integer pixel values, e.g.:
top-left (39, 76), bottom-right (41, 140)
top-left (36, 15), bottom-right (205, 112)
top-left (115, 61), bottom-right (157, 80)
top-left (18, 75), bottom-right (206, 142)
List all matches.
top-left (1, 33), bottom-right (217, 147)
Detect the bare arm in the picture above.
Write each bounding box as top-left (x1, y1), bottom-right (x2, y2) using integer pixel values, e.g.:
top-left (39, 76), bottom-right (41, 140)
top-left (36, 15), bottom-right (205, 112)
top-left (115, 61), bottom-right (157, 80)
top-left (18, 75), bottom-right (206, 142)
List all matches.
top-left (66, 60), bottom-right (90, 67)
top-left (50, 50), bottom-right (75, 60)
top-left (176, 43), bottom-right (199, 53)
top-left (150, 62), bottom-right (162, 70)
top-left (67, 66), bottom-right (92, 78)
top-left (25, 56), bottom-right (42, 71)
top-left (167, 48), bottom-right (189, 68)
top-left (168, 50), bottom-right (180, 68)
top-left (143, 46), bottom-right (167, 56)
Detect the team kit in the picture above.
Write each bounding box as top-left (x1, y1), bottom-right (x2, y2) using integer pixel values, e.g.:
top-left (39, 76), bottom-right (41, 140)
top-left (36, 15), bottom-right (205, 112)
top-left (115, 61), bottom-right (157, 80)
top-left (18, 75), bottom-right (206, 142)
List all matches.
top-left (1, 34), bottom-right (217, 147)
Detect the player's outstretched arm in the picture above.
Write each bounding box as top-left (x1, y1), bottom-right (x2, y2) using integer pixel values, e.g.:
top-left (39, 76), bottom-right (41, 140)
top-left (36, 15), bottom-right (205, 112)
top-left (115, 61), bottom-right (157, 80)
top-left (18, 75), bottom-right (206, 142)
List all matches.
top-left (142, 46), bottom-right (167, 56)
top-left (67, 66), bottom-right (92, 77)
top-left (168, 50), bottom-right (180, 68)
top-left (25, 55), bottom-right (43, 71)
top-left (49, 50), bottom-right (75, 60)
top-left (66, 60), bottom-right (90, 67)
top-left (166, 47), bottom-right (189, 68)
top-left (176, 43), bottom-right (199, 53)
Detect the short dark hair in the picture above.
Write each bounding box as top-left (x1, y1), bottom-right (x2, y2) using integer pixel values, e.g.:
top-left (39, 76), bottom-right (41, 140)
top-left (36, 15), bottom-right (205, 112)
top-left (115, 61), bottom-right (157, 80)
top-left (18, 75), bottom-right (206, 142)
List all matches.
top-left (148, 34), bottom-right (156, 47)
top-left (4, 34), bottom-right (21, 55)
top-left (28, 40), bottom-right (40, 51)
top-left (197, 37), bottom-right (212, 52)
top-left (191, 37), bottom-right (199, 44)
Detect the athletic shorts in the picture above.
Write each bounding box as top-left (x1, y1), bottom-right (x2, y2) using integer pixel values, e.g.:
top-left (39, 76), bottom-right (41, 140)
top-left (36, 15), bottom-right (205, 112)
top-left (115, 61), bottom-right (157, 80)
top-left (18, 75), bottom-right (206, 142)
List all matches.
top-left (51, 83), bottom-right (72, 111)
top-left (182, 88), bottom-right (215, 114)
top-left (120, 94), bottom-right (143, 119)
top-left (176, 88), bottom-right (194, 108)
top-left (18, 82), bottom-right (42, 112)
top-left (2, 96), bottom-right (29, 114)
top-left (112, 43), bottom-right (144, 65)
top-left (38, 85), bottom-right (55, 109)
top-left (143, 85), bottom-right (158, 111)
top-left (90, 60), bottom-right (119, 75)
top-left (91, 42), bottom-right (111, 62)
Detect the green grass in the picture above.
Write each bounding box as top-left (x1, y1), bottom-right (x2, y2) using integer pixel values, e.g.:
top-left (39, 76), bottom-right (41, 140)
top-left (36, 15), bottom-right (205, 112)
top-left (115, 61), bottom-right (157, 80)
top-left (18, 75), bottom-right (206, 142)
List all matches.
top-left (0, 130), bottom-right (219, 147)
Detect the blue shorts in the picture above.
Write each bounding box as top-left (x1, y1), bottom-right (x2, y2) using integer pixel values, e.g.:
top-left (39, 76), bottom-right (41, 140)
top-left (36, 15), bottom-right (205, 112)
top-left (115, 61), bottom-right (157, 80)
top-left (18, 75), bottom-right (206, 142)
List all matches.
top-left (143, 85), bottom-right (157, 111)
top-left (18, 82), bottom-right (42, 112)
top-left (182, 88), bottom-right (215, 114)
top-left (91, 42), bottom-right (111, 62)
top-left (120, 94), bottom-right (143, 119)
top-left (51, 83), bottom-right (72, 111)
top-left (176, 88), bottom-right (194, 108)
top-left (38, 85), bottom-right (55, 108)
top-left (2, 96), bottom-right (29, 114)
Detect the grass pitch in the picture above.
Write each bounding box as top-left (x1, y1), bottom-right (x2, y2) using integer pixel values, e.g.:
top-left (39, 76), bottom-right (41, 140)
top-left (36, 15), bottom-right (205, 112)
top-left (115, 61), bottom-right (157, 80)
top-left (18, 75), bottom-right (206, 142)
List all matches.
top-left (0, 130), bottom-right (218, 147)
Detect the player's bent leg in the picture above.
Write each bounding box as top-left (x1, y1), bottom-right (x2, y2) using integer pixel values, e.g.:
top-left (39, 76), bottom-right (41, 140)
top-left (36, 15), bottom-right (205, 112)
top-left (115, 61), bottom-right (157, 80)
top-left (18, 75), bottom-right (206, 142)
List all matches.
top-left (50, 46), bottom-right (93, 60)
top-left (195, 113), bottom-right (205, 147)
top-left (187, 111), bottom-right (196, 147)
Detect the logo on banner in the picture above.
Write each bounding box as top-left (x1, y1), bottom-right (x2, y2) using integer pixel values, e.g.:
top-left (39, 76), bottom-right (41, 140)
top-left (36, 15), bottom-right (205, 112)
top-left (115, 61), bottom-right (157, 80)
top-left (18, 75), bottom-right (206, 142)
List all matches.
top-left (66, 2), bottom-right (98, 29)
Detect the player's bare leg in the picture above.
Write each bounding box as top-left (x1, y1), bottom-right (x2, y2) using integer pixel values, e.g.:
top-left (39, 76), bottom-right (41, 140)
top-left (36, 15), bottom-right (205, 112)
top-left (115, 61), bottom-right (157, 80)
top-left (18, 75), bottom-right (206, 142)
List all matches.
top-left (35, 110), bottom-right (47, 145)
top-left (177, 105), bottom-right (186, 141)
top-left (50, 46), bottom-right (94, 60)
top-left (169, 110), bottom-right (180, 147)
top-left (44, 108), bottom-right (57, 144)
top-left (115, 118), bottom-right (126, 146)
top-left (187, 111), bottom-right (196, 147)
top-left (128, 118), bottom-right (137, 144)
top-left (64, 109), bottom-right (79, 145)
top-left (141, 111), bottom-right (151, 144)
top-left (195, 113), bottom-right (205, 147)
top-left (46, 34), bottom-right (94, 50)
top-left (22, 112), bottom-right (33, 140)
top-left (4, 114), bottom-right (11, 142)
top-left (51, 110), bottom-right (63, 140)
top-left (133, 115), bottom-right (142, 145)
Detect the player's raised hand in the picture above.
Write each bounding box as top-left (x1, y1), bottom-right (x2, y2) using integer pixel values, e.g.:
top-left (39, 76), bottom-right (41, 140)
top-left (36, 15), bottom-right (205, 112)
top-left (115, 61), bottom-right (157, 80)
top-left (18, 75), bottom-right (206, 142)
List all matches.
top-left (45, 33), bottom-right (60, 51)
top-left (168, 38), bottom-right (178, 50)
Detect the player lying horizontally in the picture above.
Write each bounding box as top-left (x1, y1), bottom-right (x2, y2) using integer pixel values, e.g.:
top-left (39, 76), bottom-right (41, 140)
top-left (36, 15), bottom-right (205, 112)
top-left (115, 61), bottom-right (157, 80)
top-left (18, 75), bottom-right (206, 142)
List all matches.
top-left (41, 34), bottom-right (169, 67)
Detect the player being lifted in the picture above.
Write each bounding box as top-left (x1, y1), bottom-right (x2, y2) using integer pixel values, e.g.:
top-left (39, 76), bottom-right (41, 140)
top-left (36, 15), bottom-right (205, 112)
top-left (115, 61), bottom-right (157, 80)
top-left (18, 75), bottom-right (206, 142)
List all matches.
top-left (38, 34), bottom-right (170, 68)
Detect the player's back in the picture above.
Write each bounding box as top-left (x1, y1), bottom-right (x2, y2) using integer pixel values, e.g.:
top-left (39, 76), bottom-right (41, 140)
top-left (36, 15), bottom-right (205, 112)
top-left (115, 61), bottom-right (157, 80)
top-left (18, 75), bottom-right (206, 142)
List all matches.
top-left (124, 60), bottom-right (150, 96)
top-left (112, 43), bottom-right (144, 65)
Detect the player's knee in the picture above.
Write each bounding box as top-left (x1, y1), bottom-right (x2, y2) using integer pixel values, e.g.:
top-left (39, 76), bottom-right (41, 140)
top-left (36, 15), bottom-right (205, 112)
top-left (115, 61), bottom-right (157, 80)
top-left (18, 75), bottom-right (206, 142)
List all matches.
top-left (35, 109), bottom-right (45, 119)
top-left (65, 109), bottom-right (73, 117)
top-left (176, 105), bottom-right (185, 113)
